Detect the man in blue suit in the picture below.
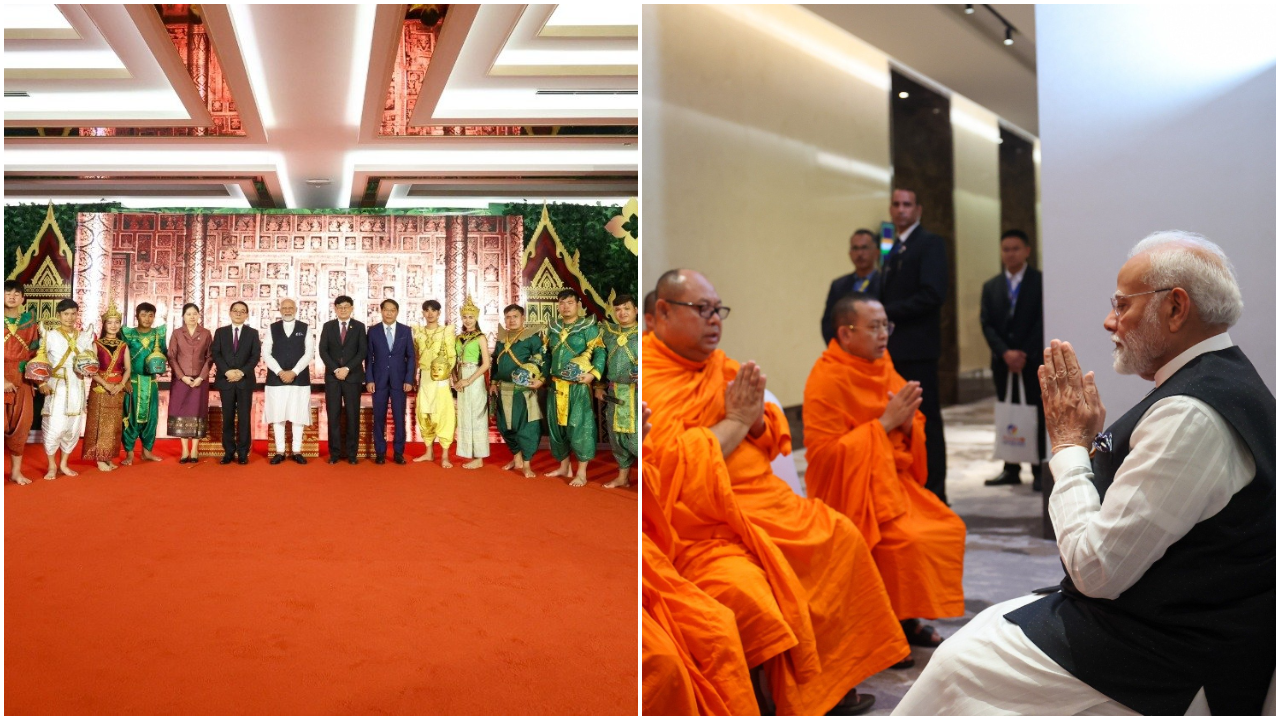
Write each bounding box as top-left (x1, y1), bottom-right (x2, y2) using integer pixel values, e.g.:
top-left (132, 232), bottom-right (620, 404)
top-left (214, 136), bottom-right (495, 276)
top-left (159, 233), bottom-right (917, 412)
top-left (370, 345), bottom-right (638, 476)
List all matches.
top-left (365, 299), bottom-right (416, 464)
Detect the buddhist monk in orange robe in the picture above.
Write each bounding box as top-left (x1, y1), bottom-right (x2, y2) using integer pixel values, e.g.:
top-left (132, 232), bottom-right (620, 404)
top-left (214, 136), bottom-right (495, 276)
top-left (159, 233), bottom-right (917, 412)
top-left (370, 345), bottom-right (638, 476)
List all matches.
top-left (804, 294), bottom-right (966, 649)
top-left (641, 405), bottom-right (757, 716)
top-left (645, 269), bottom-right (908, 715)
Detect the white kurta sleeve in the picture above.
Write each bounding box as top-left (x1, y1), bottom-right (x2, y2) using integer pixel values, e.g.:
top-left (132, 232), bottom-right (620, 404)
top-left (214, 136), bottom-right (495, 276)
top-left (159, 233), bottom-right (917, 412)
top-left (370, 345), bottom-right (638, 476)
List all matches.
top-left (263, 325), bottom-right (282, 374)
top-left (1048, 395), bottom-right (1255, 600)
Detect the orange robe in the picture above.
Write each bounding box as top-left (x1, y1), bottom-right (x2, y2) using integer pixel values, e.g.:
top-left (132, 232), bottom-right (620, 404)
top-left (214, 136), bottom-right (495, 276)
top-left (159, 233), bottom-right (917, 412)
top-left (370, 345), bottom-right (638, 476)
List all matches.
top-left (803, 342), bottom-right (966, 620)
top-left (644, 334), bottom-right (908, 715)
top-left (643, 457), bottom-right (757, 716)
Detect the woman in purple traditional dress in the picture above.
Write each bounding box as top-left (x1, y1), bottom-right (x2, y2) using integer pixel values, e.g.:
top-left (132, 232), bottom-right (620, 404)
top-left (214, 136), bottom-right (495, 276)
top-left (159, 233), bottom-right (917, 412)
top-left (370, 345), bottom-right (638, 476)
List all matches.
top-left (167, 303), bottom-right (213, 463)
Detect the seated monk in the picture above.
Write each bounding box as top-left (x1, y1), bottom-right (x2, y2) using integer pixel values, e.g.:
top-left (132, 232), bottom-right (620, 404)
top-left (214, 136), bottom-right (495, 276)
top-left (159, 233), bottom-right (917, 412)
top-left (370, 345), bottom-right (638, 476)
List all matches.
top-left (642, 402), bottom-right (756, 715)
top-left (803, 293), bottom-right (966, 652)
top-left (645, 269), bottom-right (909, 715)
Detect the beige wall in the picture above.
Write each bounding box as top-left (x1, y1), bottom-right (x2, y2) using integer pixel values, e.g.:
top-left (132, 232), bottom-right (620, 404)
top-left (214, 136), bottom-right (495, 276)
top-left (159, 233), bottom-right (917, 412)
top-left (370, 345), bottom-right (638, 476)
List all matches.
top-left (950, 95), bottom-right (1001, 374)
top-left (643, 4), bottom-right (892, 406)
top-left (643, 4), bottom-right (1040, 406)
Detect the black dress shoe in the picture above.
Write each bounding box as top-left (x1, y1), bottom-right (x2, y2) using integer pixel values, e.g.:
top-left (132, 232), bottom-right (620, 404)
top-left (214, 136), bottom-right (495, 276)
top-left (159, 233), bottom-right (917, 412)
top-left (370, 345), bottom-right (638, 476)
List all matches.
top-left (270, 454), bottom-right (285, 465)
top-left (237, 456), bottom-right (248, 465)
top-left (984, 469), bottom-right (1022, 486)
top-left (348, 457), bottom-right (358, 465)
top-left (328, 456), bottom-right (341, 465)
top-left (393, 454), bottom-right (406, 465)
top-left (220, 455), bottom-right (234, 465)
top-left (292, 454), bottom-right (307, 465)
top-left (374, 455), bottom-right (385, 465)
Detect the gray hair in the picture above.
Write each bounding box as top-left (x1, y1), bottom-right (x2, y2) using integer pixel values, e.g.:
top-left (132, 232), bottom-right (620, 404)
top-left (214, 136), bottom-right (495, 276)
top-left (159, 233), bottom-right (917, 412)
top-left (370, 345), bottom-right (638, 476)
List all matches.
top-left (1128, 230), bottom-right (1243, 327)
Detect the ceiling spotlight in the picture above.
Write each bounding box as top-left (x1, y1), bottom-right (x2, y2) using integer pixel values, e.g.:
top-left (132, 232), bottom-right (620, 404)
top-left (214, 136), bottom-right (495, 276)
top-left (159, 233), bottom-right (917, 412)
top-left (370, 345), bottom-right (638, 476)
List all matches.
top-left (306, 178), bottom-right (332, 186)
top-left (964, 4), bottom-right (974, 14)
top-left (1004, 27), bottom-right (1014, 45)
top-left (898, 91), bottom-right (910, 99)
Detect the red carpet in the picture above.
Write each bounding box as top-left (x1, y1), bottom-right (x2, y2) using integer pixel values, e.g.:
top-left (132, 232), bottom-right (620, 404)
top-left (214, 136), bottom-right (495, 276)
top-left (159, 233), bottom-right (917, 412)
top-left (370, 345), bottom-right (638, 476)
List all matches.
top-left (5, 439), bottom-right (637, 715)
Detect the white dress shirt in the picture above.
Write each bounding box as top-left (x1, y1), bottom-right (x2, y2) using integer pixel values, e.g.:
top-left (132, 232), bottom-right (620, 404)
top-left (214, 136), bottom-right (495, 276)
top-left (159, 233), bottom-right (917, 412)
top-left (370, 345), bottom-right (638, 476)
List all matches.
top-left (1048, 332), bottom-right (1253, 599)
top-left (897, 220), bottom-right (920, 246)
top-left (262, 318), bottom-right (315, 428)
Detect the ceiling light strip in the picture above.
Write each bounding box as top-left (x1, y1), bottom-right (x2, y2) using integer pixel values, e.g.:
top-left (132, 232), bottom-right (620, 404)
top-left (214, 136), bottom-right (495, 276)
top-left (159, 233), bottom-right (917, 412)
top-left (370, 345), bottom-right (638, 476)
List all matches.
top-left (225, 4), bottom-right (276, 128)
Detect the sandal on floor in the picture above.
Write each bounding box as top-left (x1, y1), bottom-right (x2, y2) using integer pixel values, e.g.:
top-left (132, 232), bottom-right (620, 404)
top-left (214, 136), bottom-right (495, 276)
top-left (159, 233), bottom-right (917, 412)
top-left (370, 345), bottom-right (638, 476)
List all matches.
top-left (890, 655), bottom-right (915, 669)
top-left (826, 690), bottom-right (876, 716)
top-left (902, 618), bottom-right (944, 647)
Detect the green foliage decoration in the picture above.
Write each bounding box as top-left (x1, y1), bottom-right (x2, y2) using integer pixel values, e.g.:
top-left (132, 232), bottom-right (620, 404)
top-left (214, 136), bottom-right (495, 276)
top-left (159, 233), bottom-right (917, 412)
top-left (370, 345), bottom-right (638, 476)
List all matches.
top-left (501, 202), bottom-right (637, 301)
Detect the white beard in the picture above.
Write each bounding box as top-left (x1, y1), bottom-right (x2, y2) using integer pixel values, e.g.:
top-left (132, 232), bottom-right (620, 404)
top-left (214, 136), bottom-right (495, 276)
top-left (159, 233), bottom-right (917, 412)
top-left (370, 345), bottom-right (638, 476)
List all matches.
top-left (1112, 302), bottom-right (1169, 375)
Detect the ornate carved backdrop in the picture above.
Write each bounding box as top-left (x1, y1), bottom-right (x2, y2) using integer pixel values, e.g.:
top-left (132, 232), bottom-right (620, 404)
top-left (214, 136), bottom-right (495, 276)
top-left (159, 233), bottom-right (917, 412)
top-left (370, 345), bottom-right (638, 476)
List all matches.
top-left (73, 212), bottom-right (524, 440)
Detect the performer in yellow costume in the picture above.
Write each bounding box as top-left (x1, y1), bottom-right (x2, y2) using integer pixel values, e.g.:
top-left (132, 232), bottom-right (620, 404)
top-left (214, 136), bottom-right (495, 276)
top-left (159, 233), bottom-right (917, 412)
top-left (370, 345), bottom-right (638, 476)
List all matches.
top-left (412, 299), bottom-right (456, 468)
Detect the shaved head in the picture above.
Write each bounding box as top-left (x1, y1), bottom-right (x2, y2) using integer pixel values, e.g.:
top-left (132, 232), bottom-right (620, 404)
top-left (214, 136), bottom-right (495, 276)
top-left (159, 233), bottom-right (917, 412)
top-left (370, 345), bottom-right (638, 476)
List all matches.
top-left (654, 269), bottom-right (723, 362)
top-left (832, 292), bottom-right (874, 328)
top-left (643, 290), bottom-right (657, 332)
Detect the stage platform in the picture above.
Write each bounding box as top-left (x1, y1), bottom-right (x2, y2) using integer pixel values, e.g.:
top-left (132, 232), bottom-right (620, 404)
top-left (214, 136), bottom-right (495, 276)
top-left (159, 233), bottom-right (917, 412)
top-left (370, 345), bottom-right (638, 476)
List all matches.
top-left (4, 439), bottom-right (637, 715)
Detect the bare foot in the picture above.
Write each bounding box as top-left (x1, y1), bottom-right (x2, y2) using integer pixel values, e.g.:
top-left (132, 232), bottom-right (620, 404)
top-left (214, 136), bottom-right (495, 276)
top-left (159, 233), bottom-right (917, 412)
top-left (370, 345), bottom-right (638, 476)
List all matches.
top-left (12, 473), bottom-right (32, 485)
top-left (441, 458), bottom-right (453, 469)
top-left (61, 465), bottom-right (78, 477)
top-left (502, 459), bottom-right (518, 471)
top-left (522, 466), bottom-right (536, 478)
top-left (462, 459), bottom-right (483, 470)
top-left (97, 462), bottom-right (114, 472)
top-left (603, 477), bottom-right (630, 489)
top-left (545, 463), bottom-right (572, 478)
top-left (413, 452), bottom-right (433, 463)
top-left (43, 469), bottom-right (57, 480)
top-left (122, 452), bottom-right (135, 467)
top-left (142, 450), bottom-right (162, 462)
top-left (569, 474), bottom-right (588, 488)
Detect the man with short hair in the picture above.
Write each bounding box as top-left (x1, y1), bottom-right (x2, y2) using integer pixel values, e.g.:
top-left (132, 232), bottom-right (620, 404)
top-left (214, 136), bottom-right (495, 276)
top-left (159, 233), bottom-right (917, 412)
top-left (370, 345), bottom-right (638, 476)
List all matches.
top-left (980, 229), bottom-right (1046, 489)
top-left (366, 299), bottom-right (415, 464)
top-left (411, 299), bottom-right (455, 467)
top-left (40, 298), bottom-right (95, 479)
top-left (896, 232), bottom-right (1275, 716)
top-left (490, 303), bottom-right (544, 478)
top-left (263, 298), bottom-right (313, 465)
top-left (4, 281), bottom-right (40, 484)
top-left (804, 292), bottom-right (967, 653)
top-left (821, 228), bottom-right (882, 345)
top-left (879, 188), bottom-right (950, 502)
top-left (318, 295), bottom-right (366, 465)
top-left (121, 302), bottom-right (166, 465)
top-left (212, 301), bottom-right (260, 465)
top-left (544, 289), bottom-right (605, 487)
top-left (646, 268), bottom-right (911, 716)
top-left (600, 294), bottom-right (639, 488)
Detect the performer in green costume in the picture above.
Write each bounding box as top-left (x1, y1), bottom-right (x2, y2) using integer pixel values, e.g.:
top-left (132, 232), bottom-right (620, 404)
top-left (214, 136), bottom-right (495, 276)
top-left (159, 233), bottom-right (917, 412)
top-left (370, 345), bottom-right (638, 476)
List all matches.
top-left (598, 294), bottom-right (639, 488)
top-left (121, 302), bottom-right (167, 465)
top-left (543, 289), bottom-right (605, 488)
top-left (490, 303), bottom-right (546, 478)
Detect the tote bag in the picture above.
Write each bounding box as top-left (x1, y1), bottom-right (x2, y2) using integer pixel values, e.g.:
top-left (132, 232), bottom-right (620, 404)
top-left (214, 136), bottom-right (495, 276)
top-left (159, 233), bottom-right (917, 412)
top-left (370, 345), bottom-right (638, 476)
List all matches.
top-left (994, 373), bottom-right (1040, 465)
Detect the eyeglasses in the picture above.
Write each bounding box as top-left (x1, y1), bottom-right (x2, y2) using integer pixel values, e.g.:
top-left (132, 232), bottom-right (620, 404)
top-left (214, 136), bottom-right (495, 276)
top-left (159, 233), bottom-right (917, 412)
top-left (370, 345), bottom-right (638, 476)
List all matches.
top-left (662, 299), bottom-right (731, 320)
top-left (846, 321), bottom-right (894, 336)
top-left (1110, 288), bottom-right (1173, 315)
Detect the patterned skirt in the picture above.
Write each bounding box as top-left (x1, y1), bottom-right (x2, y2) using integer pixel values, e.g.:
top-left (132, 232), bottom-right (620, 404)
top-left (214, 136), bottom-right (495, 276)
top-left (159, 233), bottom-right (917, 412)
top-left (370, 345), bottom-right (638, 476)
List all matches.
top-left (167, 379), bottom-right (210, 438)
top-left (455, 362), bottom-right (490, 459)
top-left (82, 387), bottom-right (126, 461)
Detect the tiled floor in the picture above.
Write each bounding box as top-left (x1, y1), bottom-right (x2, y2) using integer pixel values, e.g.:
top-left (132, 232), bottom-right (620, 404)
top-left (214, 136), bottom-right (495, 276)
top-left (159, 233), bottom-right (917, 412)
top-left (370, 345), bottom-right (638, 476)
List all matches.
top-left (793, 397), bottom-right (1062, 715)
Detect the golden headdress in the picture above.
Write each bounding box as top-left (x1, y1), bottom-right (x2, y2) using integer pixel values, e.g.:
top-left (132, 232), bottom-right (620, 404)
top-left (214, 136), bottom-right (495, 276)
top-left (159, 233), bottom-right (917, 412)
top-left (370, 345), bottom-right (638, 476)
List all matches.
top-left (460, 294), bottom-right (480, 318)
top-left (101, 296), bottom-right (123, 324)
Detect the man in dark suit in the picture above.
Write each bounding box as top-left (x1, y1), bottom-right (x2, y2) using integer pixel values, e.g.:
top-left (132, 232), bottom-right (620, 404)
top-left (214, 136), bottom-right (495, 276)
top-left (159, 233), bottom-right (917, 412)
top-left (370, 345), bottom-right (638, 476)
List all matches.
top-left (879, 187), bottom-right (949, 502)
top-left (980, 229), bottom-right (1045, 490)
top-left (822, 228), bottom-right (883, 345)
top-left (319, 295), bottom-right (366, 465)
top-left (365, 298), bottom-right (415, 464)
top-left (212, 300), bottom-right (260, 464)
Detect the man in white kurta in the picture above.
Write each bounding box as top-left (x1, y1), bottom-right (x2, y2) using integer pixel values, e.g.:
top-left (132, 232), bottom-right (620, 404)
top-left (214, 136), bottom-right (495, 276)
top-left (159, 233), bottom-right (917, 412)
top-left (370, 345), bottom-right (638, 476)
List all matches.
top-left (263, 299), bottom-right (314, 464)
top-left (894, 232), bottom-right (1271, 716)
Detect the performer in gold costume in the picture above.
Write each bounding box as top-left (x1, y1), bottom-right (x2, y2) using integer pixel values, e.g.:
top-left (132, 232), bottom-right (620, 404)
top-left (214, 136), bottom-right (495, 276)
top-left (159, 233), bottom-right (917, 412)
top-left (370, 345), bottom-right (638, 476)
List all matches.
top-left (38, 299), bottom-right (95, 480)
top-left (82, 300), bottom-right (132, 471)
top-left (412, 299), bottom-right (456, 467)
